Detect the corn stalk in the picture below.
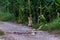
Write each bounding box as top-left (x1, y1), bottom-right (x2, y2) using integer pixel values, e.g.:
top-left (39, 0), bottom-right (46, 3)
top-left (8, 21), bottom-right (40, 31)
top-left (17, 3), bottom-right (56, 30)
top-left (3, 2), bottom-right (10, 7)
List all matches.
top-left (38, 0), bottom-right (46, 24)
top-left (17, 0), bottom-right (25, 23)
top-left (28, 0), bottom-right (31, 16)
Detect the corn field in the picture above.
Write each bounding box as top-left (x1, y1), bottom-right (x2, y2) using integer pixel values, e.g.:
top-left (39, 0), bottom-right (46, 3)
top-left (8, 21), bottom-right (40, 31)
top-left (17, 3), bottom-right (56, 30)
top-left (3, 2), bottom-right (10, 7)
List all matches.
top-left (0, 0), bottom-right (60, 25)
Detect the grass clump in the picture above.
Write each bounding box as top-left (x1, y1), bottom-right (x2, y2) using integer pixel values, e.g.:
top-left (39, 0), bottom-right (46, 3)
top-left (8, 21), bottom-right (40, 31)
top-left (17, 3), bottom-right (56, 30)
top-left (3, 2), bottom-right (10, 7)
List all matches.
top-left (41, 18), bottom-right (60, 31)
top-left (0, 12), bottom-right (15, 21)
top-left (0, 30), bottom-right (5, 36)
top-left (33, 23), bottom-right (40, 29)
top-left (57, 32), bottom-right (60, 34)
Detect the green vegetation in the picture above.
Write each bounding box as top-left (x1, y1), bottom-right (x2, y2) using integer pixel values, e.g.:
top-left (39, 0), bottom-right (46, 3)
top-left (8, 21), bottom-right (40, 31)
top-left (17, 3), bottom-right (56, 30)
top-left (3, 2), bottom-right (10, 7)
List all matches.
top-left (0, 12), bottom-right (15, 21)
top-left (33, 23), bottom-right (40, 29)
top-left (0, 30), bottom-right (5, 36)
top-left (41, 18), bottom-right (60, 31)
top-left (0, 0), bottom-right (60, 32)
top-left (57, 31), bottom-right (60, 34)
top-left (56, 0), bottom-right (60, 4)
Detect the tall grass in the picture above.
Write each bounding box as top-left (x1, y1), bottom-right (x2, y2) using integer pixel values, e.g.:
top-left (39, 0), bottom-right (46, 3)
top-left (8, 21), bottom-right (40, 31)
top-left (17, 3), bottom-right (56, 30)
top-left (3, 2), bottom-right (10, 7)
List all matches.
top-left (0, 12), bottom-right (15, 21)
top-left (41, 18), bottom-right (60, 31)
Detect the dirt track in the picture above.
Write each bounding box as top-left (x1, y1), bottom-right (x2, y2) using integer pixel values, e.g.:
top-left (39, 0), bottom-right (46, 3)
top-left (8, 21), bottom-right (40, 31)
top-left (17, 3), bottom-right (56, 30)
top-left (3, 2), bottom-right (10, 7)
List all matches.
top-left (0, 22), bottom-right (60, 40)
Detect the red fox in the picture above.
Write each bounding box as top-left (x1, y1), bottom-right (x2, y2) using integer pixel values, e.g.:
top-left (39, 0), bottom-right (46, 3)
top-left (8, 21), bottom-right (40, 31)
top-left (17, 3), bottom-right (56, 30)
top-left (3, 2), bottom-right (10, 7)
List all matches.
top-left (28, 16), bottom-right (33, 27)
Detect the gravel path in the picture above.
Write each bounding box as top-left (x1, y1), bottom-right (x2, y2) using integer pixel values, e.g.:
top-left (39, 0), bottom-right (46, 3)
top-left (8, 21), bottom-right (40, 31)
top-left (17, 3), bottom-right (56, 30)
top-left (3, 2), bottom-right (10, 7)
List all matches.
top-left (0, 22), bottom-right (60, 40)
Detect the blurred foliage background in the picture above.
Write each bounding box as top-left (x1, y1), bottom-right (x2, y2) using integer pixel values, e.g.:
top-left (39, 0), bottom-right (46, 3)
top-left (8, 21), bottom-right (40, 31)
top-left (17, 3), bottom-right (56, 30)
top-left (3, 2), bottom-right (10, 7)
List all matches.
top-left (0, 0), bottom-right (60, 30)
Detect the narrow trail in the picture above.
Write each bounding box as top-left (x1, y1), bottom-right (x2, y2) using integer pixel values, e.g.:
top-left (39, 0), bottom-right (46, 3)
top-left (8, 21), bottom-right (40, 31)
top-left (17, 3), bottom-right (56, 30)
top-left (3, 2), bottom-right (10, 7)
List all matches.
top-left (0, 22), bottom-right (60, 40)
